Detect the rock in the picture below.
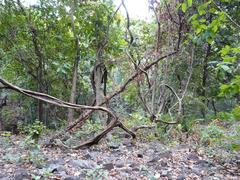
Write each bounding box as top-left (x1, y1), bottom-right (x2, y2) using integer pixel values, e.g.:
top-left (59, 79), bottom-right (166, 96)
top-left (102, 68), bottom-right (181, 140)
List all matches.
top-left (145, 149), bottom-right (155, 156)
top-left (14, 169), bottom-right (31, 180)
top-left (84, 151), bottom-right (99, 160)
top-left (47, 158), bottom-right (65, 165)
top-left (0, 174), bottom-right (8, 179)
top-left (158, 151), bottom-right (172, 159)
top-left (115, 160), bottom-right (124, 168)
top-left (195, 160), bottom-right (214, 167)
top-left (148, 141), bottom-right (166, 152)
top-left (161, 170), bottom-right (168, 177)
top-left (58, 171), bottom-right (67, 177)
top-left (160, 161), bottom-right (168, 167)
top-left (122, 139), bottom-right (132, 147)
top-left (48, 164), bottom-right (65, 173)
top-left (121, 168), bottom-right (132, 174)
top-left (64, 177), bottom-right (80, 180)
top-left (103, 163), bottom-right (114, 170)
top-left (129, 162), bottom-right (137, 168)
top-left (109, 143), bottom-right (120, 149)
top-left (69, 159), bottom-right (96, 169)
top-left (187, 153), bottom-right (199, 161)
top-left (177, 175), bottom-right (185, 180)
top-left (148, 156), bottom-right (160, 163)
top-left (0, 176), bottom-right (10, 180)
top-left (132, 167), bottom-right (139, 171)
top-left (97, 160), bottom-right (103, 165)
top-left (154, 173), bottom-right (160, 179)
top-left (192, 167), bottom-right (202, 176)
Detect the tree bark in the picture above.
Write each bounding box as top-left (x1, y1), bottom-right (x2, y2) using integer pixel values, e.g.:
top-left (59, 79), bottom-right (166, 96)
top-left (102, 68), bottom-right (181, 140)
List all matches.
top-left (201, 44), bottom-right (211, 118)
top-left (92, 48), bottom-right (108, 126)
top-left (67, 2), bottom-right (81, 124)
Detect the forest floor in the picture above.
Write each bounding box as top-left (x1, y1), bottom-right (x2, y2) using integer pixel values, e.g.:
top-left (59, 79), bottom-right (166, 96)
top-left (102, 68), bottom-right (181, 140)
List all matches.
top-left (0, 130), bottom-right (239, 180)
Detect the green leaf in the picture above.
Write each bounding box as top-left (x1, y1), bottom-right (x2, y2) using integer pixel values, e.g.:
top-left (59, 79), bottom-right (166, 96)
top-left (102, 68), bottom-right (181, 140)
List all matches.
top-left (188, 0), bottom-right (192, 7)
top-left (223, 56), bottom-right (237, 62)
top-left (182, 3), bottom-right (187, 13)
top-left (220, 45), bottom-right (231, 56)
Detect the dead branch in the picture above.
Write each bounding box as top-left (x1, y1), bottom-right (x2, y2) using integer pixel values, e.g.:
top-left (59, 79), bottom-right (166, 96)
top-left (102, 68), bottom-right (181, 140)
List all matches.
top-left (132, 125), bottom-right (156, 132)
top-left (0, 78), bottom-right (114, 115)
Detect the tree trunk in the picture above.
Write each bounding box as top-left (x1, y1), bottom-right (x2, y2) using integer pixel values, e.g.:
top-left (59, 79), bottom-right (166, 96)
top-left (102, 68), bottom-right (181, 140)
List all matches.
top-left (92, 48), bottom-right (108, 126)
top-left (67, 2), bottom-right (81, 124)
top-left (32, 28), bottom-right (45, 122)
top-left (201, 44), bottom-right (211, 118)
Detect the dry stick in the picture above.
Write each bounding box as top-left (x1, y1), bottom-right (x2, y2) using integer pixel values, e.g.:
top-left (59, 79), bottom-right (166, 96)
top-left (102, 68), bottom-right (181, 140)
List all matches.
top-left (132, 125), bottom-right (156, 132)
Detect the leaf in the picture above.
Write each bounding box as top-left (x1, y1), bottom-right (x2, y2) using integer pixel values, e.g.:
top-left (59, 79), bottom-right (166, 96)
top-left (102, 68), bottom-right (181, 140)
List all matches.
top-left (221, 64), bottom-right (231, 73)
top-left (223, 56), bottom-right (237, 62)
top-left (220, 45), bottom-right (231, 56)
top-left (188, 0), bottom-right (192, 7)
top-left (182, 3), bottom-right (187, 13)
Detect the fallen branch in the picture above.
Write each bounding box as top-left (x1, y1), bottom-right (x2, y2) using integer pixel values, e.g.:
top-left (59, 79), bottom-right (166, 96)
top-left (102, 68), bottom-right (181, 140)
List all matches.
top-left (132, 125), bottom-right (156, 132)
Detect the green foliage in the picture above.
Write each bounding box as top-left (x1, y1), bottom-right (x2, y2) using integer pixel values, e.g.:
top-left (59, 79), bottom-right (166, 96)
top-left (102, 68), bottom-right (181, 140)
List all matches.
top-left (19, 121), bottom-right (45, 143)
top-left (0, 131), bottom-right (12, 137)
top-left (200, 124), bottom-right (225, 145)
top-left (231, 106), bottom-right (240, 120)
top-left (22, 137), bottom-right (45, 167)
top-left (219, 75), bottom-right (240, 97)
top-left (75, 120), bottom-right (102, 139)
top-left (126, 112), bottom-right (151, 128)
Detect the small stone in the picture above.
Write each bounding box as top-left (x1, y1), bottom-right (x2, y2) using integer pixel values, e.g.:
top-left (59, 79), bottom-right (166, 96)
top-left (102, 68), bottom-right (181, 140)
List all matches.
top-left (132, 167), bottom-right (139, 171)
top-left (177, 175), bottom-right (185, 180)
top-left (69, 159), bottom-right (96, 169)
top-left (122, 139), bottom-right (132, 147)
top-left (48, 164), bottom-right (65, 173)
top-left (192, 168), bottom-right (202, 176)
top-left (154, 173), bottom-right (160, 179)
top-left (97, 160), bottom-right (103, 165)
top-left (14, 169), bottom-right (31, 180)
top-left (129, 162), bottom-right (137, 168)
top-left (187, 153), bottom-right (199, 161)
top-left (64, 176), bottom-right (80, 180)
top-left (161, 170), bottom-right (168, 177)
top-left (148, 156), bottom-right (160, 163)
top-left (158, 151), bottom-right (172, 159)
top-left (85, 151), bottom-right (99, 160)
top-left (58, 171), bottom-right (67, 177)
top-left (109, 143), bottom-right (120, 149)
top-left (0, 177), bottom-right (10, 180)
top-left (103, 163), bottom-right (114, 170)
top-left (47, 158), bottom-right (65, 165)
top-left (115, 160), bottom-right (124, 168)
top-left (160, 161), bottom-right (168, 167)
top-left (195, 160), bottom-right (214, 167)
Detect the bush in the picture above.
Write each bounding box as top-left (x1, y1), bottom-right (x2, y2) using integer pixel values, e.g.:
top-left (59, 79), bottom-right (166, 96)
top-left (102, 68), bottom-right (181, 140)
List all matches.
top-left (19, 120), bottom-right (45, 143)
top-left (200, 124), bottom-right (225, 145)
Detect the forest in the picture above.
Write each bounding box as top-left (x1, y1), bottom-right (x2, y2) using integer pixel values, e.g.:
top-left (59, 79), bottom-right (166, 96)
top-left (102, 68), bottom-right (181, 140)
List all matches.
top-left (0, 0), bottom-right (239, 179)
